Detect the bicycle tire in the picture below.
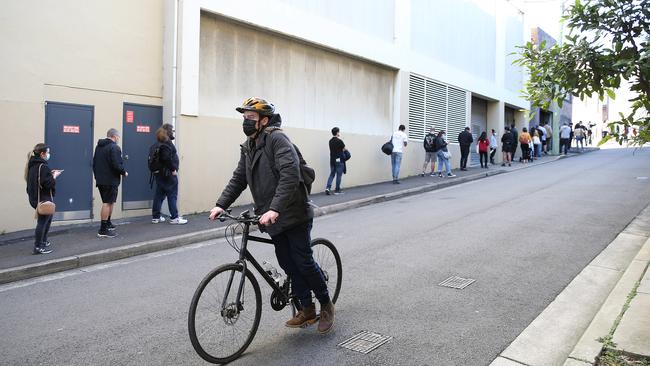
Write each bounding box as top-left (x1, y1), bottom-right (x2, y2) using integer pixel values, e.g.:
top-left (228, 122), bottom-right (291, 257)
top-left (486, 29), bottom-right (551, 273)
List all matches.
top-left (188, 263), bottom-right (262, 364)
top-left (311, 238), bottom-right (342, 304)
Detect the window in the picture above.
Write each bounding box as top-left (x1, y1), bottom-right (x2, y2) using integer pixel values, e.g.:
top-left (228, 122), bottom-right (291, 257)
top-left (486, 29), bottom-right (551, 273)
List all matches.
top-left (408, 74), bottom-right (468, 141)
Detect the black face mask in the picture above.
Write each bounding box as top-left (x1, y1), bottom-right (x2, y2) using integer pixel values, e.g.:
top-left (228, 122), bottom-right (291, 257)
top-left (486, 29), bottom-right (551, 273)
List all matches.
top-left (242, 119), bottom-right (259, 136)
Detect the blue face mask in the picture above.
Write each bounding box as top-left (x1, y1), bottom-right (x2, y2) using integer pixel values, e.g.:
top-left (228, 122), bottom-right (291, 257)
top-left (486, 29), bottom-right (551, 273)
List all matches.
top-left (45, 153), bottom-right (51, 161)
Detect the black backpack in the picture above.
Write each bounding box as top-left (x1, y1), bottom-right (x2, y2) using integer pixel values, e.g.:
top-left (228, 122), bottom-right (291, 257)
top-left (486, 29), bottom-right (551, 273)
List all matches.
top-left (148, 142), bottom-right (163, 173)
top-left (263, 128), bottom-right (315, 194)
top-left (424, 134), bottom-right (436, 151)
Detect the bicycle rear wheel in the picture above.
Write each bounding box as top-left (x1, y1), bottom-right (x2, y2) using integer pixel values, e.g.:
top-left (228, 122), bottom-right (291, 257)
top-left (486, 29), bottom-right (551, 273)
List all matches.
top-left (311, 238), bottom-right (342, 304)
top-left (188, 263), bottom-right (262, 364)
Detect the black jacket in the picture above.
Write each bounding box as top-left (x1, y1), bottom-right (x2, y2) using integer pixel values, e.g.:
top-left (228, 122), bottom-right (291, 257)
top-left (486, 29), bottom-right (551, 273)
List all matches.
top-left (216, 114), bottom-right (313, 236)
top-left (458, 130), bottom-right (474, 147)
top-left (435, 136), bottom-right (448, 152)
top-left (423, 133), bottom-right (437, 152)
top-left (511, 127), bottom-right (519, 144)
top-left (26, 156), bottom-right (56, 209)
top-left (501, 132), bottom-right (514, 149)
top-left (93, 138), bottom-right (126, 186)
top-left (158, 140), bottom-right (180, 174)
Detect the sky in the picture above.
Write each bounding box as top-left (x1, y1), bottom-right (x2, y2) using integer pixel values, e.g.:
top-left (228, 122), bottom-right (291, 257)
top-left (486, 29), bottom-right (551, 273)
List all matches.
top-left (513, 0), bottom-right (567, 41)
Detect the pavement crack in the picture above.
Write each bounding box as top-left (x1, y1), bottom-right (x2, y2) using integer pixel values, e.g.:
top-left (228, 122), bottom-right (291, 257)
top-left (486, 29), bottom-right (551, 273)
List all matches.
top-left (498, 355), bottom-right (532, 365)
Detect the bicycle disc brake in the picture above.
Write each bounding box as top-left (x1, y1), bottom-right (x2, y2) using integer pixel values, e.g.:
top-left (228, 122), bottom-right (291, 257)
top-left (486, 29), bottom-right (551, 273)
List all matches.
top-left (220, 302), bottom-right (241, 325)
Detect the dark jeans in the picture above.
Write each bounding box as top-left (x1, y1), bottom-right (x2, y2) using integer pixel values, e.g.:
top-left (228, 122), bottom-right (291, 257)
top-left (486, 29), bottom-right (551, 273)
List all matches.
top-left (326, 162), bottom-right (344, 191)
top-left (511, 142), bottom-right (518, 158)
top-left (490, 147), bottom-right (497, 163)
top-left (560, 138), bottom-right (570, 154)
top-left (521, 143), bottom-right (530, 160)
top-left (34, 213), bottom-right (53, 248)
top-left (152, 174), bottom-right (179, 219)
top-left (272, 220), bottom-right (329, 308)
top-left (479, 151), bottom-right (488, 167)
top-left (460, 145), bottom-right (470, 169)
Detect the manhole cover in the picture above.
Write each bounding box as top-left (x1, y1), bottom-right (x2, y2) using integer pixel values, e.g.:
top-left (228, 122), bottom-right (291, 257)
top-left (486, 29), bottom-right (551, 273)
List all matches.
top-left (338, 330), bottom-right (393, 354)
top-left (439, 276), bottom-right (475, 289)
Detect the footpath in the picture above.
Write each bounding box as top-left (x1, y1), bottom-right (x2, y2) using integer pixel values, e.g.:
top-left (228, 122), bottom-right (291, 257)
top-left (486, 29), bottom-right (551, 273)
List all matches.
top-left (1, 150), bottom-right (593, 283)
top-left (4, 146), bottom-right (648, 364)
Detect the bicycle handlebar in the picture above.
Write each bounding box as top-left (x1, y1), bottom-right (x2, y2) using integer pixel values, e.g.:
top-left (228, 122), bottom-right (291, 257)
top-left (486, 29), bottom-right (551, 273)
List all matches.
top-left (217, 209), bottom-right (260, 224)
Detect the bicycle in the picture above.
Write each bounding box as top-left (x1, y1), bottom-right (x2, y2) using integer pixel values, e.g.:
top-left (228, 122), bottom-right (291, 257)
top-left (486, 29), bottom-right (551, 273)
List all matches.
top-left (188, 209), bottom-right (342, 364)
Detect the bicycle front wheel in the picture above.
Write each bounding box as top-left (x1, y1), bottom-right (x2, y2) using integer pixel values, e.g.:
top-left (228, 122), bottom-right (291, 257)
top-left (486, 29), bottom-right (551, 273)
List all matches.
top-left (188, 263), bottom-right (262, 364)
top-left (311, 238), bottom-right (342, 304)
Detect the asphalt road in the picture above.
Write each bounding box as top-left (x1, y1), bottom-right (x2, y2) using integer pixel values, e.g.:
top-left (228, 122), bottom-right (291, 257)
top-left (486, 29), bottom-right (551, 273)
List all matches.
top-left (2, 147), bottom-right (649, 366)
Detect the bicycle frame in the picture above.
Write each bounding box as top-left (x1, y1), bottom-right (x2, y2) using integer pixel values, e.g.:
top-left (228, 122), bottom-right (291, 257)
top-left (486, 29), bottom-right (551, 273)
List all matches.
top-left (222, 220), bottom-right (291, 311)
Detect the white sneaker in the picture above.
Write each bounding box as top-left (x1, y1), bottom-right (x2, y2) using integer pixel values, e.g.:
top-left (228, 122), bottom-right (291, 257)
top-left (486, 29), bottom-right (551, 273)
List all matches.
top-left (169, 217), bottom-right (188, 225)
top-left (152, 217), bottom-right (166, 224)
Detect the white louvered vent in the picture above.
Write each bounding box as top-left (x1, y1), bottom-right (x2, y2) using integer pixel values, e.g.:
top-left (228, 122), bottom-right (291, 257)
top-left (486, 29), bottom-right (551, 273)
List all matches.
top-left (447, 86), bottom-right (467, 141)
top-left (408, 74), bottom-right (468, 142)
top-left (408, 74), bottom-right (426, 140)
top-left (427, 79), bottom-right (446, 133)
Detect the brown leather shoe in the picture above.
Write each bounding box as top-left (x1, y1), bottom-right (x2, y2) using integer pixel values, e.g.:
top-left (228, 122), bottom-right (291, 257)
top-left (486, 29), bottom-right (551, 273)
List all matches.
top-left (317, 301), bottom-right (335, 334)
top-left (285, 303), bottom-right (317, 328)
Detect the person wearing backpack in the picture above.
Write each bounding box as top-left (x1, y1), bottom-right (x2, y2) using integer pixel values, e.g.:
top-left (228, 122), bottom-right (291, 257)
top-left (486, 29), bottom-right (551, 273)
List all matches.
top-left (208, 97), bottom-right (334, 334)
top-left (93, 128), bottom-right (128, 238)
top-left (421, 127), bottom-right (437, 176)
top-left (150, 124), bottom-right (187, 224)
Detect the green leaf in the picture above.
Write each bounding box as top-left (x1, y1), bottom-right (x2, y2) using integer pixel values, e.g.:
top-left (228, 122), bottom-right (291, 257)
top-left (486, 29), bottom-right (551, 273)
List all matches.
top-left (606, 89), bottom-right (616, 99)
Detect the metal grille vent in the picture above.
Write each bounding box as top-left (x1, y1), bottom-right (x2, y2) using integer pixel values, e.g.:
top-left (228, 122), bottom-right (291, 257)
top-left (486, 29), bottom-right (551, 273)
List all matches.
top-left (408, 74), bottom-right (468, 142)
top-left (408, 75), bottom-right (426, 140)
top-left (338, 330), bottom-right (393, 354)
top-left (439, 276), bottom-right (475, 289)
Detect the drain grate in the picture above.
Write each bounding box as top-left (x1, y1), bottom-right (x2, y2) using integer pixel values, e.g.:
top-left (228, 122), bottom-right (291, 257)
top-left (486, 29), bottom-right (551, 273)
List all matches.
top-left (338, 330), bottom-right (393, 354)
top-left (439, 276), bottom-right (475, 289)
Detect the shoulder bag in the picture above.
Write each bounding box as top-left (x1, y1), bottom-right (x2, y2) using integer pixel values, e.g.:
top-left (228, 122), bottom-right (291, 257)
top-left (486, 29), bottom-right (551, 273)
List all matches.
top-left (381, 135), bottom-right (394, 155)
top-left (36, 164), bottom-right (56, 216)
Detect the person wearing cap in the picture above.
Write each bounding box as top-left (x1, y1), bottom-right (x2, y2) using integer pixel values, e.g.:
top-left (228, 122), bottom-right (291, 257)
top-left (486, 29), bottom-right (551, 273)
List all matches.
top-left (208, 97), bottom-right (335, 334)
top-left (92, 128), bottom-right (128, 238)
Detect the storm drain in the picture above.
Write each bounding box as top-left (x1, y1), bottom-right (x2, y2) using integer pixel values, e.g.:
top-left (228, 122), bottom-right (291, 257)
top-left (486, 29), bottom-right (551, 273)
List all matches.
top-left (338, 330), bottom-right (393, 354)
top-left (439, 276), bottom-right (475, 289)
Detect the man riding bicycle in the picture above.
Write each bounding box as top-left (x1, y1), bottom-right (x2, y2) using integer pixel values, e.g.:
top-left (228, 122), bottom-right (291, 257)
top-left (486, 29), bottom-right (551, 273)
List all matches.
top-left (209, 97), bottom-right (335, 334)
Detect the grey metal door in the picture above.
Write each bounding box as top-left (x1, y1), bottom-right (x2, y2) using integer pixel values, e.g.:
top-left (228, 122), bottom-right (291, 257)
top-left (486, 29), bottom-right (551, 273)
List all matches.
top-left (45, 102), bottom-right (94, 220)
top-left (470, 97), bottom-right (488, 167)
top-left (122, 103), bottom-right (162, 210)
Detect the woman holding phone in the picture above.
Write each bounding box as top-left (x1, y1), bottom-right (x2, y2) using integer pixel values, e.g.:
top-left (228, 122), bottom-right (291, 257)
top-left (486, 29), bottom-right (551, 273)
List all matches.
top-left (25, 143), bottom-right (61, 254)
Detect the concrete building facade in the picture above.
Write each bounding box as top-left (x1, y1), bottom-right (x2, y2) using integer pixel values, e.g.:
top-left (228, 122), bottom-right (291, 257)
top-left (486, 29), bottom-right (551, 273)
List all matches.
top-left (1, 0), bottom-right (528, 233)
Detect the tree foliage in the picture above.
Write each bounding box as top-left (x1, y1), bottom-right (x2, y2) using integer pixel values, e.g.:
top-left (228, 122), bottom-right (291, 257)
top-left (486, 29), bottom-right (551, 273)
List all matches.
top-left (514, 0), bottom-right (650, 146)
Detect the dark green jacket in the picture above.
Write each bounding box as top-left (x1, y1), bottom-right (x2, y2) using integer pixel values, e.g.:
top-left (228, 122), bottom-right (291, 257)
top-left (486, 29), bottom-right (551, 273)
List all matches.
top-left (215, 115), bottom-right (313, 236)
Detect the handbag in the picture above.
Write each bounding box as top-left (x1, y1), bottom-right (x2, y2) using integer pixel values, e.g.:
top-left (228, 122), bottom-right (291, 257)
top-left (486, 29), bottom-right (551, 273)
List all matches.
top-left (36, 164), bottom-right (56, 216)
top-left (342, 149), bottom-right (351, 162)
top-left (443, 151), bottom-right (452, 159)
top-left (381, 135), bottom-right (394, 155)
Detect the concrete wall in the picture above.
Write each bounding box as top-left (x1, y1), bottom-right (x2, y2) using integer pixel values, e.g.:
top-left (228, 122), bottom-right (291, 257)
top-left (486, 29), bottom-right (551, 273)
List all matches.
top-left (198, 13), bottom-right (396, 135)
top-left (0, 0), bottom-right (164, 233)
top-left (177, 114), bottom-right (446, 213)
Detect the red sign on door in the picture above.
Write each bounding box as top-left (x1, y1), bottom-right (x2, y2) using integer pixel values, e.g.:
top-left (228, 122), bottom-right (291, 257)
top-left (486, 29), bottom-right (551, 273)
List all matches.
top-left (136, 125), bottom-right (150, 133)
top-left (63, 125), bottom-right (80, 134)
top-left (126, 110), bottom-right (134, 123)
